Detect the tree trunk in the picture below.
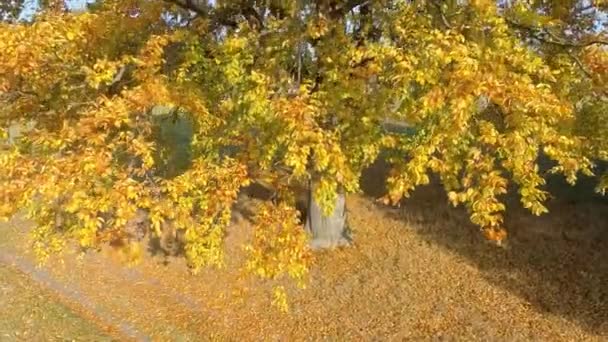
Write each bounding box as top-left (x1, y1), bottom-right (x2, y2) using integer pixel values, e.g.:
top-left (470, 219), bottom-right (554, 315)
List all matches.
top-left (304, 180), bottom-right (352, 250)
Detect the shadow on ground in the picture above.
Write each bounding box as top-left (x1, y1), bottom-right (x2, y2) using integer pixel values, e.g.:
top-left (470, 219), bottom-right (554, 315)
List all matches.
top-left (360, 158), bottom-right (608, 335)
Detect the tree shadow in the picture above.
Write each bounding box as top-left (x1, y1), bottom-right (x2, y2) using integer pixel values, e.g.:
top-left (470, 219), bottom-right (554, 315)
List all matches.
top-left (230, 183), bottom-right (275, 224)
top-left (230, 182), bottom-right (309, 225)
top-left (141, 181), bottom-right (305, 267)
top-left (360, 158), bottom-right (608, 335)
top-left (146, 235), bottom-right (185, 266)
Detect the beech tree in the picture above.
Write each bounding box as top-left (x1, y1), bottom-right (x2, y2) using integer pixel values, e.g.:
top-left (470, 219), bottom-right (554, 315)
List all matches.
top-left (0, 0), bottom-right (606, 287)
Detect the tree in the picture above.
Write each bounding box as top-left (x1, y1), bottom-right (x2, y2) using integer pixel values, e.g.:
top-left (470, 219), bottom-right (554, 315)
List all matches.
top-left (0, 0), bottom-right (26, 22)
top-left (0, 0), bottom-right (605, 287)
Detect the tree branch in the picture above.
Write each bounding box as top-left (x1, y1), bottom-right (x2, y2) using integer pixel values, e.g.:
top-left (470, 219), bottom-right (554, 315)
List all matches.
top-left (244, 5), bottom-right (264, 29)
top-left (505, 16), bottom-right (608, 96)
top-left (164, 0), bottom-right (238, 28)
top-left (165, 0), bottom-right (206, 16)
top-left (568, 51), bottom-right (592, 77)
top-left (329, 0), bottom-right (370, 19)
top-left (432, 0), bottom-right (452, 29)
top-left (504, 16), bottom-right (608, 48)
top-left (567, 50), bottom-right (608, 97)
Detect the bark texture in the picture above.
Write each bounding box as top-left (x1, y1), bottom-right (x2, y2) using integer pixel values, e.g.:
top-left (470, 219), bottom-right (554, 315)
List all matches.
top-left (305, 180), bottom-right (352, 250)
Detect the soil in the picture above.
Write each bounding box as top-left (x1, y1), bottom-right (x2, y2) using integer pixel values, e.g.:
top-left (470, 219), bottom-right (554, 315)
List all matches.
top-left (1, 160), bottom-right (607, 340)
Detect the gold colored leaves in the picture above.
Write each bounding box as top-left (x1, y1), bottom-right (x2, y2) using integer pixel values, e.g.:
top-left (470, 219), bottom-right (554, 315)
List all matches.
top-left (246, 202), bottom-right (312, 289)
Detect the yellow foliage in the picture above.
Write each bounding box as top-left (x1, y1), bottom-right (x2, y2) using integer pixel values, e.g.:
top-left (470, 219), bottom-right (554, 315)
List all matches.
top-left (246, 202), bottom-right (312, 288)
top-left (272, 286), bottom-right (290, 313)
top-left (0, 0), bottom-right (605, 292)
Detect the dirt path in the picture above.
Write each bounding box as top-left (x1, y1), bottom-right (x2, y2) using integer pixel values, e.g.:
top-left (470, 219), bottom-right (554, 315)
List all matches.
top-left (1, 178), bottom-right (607, 340)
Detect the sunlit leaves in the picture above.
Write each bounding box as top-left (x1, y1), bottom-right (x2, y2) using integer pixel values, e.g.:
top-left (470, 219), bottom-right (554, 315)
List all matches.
top-left (246, 202), bottom-right (312, 288)
top-left (0, 2), bottom-right (249, 271)
top-left (0, 0), bottom-right (606, 285)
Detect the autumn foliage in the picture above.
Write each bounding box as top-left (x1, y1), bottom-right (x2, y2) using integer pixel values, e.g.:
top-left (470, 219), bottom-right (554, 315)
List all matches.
top-left (0, 0), bottom-right (606, 286)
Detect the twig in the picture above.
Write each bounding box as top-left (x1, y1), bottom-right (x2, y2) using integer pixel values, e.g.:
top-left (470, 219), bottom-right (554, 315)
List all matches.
top-left (567, 50), bottom-right (593, 79)
top-left (297, 42), bottom-right (302, 87)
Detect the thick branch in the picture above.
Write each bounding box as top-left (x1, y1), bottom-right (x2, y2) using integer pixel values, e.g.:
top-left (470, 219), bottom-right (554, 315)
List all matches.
top-left (329, 0), bottom-right (370, 19)
top-left (165, 0), bottom-right (238, 28)
top-left (165, 0), bottom-right (206, 16)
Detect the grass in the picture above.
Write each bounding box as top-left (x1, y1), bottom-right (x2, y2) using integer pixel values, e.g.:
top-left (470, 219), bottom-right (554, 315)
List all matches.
top-left (0, 265), bottom-right (111, 341)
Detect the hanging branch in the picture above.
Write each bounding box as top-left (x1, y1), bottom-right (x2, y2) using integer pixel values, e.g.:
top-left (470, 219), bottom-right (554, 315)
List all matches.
top-left (504, 17), bottom-right (608, 47)
top-left (504, 16), bottom-right (608, 96)
top-left (566, 50), bottom-right (608, 97)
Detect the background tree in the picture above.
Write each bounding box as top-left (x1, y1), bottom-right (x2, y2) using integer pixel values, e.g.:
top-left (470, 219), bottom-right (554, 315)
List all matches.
top-left (0, 0), bottom-right (605, 287)
top-left (0, 0), bottom-right (26, 22)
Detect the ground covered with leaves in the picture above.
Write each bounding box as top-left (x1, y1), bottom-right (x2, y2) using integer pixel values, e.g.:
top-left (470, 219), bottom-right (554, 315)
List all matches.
top-left (1, 167), bottom-right (607, 340)
top-left (0, 264), bottom-right (111, 340)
